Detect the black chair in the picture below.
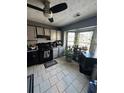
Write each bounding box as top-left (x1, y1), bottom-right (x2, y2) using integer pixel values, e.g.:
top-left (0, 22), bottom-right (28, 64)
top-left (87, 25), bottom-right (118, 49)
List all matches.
top-left (78, 52), bottom-right (86, 65)
top-left (79, 58), bottom-right (97, 76)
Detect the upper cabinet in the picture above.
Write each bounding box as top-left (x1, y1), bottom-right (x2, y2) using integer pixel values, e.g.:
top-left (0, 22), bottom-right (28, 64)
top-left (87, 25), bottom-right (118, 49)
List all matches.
top-left (50, 29), bottom-right (56, 41)
top-left (37, 27), bottom-right (44, 35)
top-left (44, 28), bottom-right (50, 36)
top-left (27, 26), bottom-right (36, 40)
top-left (56, 31), bottom-right (61, 40)
top-left (27, 25), bottom-right (61, 43)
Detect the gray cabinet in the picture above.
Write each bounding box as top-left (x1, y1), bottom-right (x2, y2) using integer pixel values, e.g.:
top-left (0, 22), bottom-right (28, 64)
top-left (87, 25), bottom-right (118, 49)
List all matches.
top-left (58, 46), bottom-right (64, 57)
top-left (53, 47), bottom-right (59, 59)
top-left (53, 46), bottom-right (64, 59)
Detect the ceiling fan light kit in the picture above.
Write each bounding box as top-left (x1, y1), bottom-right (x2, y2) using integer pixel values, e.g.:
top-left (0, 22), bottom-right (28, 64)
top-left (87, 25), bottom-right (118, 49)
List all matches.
top-left (27, 0), bottom-right (67, 23)
top-left (48, 18), bottom-right (54, 22)
top-left (44, 11), bottom-right (53, 18)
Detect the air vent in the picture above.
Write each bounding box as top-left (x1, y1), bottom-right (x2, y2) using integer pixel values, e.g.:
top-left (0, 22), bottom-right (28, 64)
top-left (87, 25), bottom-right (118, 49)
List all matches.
top-left (73, 12), bottom-right (81, 18)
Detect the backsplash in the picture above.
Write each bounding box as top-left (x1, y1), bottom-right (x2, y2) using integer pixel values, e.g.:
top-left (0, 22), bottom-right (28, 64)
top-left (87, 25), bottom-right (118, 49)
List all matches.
top-left (37, 38), bottom-right (54, 43)
top-left (27, 40), bottom-right (37, 46)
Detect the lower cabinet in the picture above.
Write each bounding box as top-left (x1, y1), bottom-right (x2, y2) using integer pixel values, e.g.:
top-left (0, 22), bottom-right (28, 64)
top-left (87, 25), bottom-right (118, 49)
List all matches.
top-left (58, 46), bottom-right (64, 57)
top-left (27, 51), bottom-right (39, 66)
top-left (27, 46), bottom-right (64, 66)
top-left (53, 46), bottom-right (64, 59)
top-left (53, 47), bottom-right (59, 59)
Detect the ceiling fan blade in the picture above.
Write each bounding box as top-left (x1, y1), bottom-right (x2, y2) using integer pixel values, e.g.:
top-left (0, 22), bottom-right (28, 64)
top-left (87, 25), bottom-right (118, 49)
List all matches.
top-left (50, 3), bottom-right (67, 13)
top-left (27, 3), bottom-right (44, 12)
top-left (48, 18), bottom-right (54, 22)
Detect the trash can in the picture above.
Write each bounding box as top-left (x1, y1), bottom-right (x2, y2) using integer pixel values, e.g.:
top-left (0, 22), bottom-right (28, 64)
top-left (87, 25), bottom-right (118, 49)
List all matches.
top-left (87, 80), bottom-right (97, 93)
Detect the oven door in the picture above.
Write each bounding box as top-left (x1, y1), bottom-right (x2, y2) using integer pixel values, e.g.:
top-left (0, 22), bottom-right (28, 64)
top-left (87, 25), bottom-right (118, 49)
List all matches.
top-left (38, 49), bottom-right (53, 63)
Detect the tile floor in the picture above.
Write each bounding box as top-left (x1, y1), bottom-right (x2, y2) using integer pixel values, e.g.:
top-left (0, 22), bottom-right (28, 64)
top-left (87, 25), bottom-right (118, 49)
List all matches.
top-left (27, 56), bottom-right (89, 93)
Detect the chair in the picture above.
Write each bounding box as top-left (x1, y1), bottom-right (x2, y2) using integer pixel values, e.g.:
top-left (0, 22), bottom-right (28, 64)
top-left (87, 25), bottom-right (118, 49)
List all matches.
top-left (79, 58), bottom-right (97, 76)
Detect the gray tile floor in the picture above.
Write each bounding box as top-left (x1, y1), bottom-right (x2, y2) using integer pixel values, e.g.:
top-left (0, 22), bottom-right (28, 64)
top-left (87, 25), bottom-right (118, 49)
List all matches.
top-left (27, 56), bottom-right (89, 93)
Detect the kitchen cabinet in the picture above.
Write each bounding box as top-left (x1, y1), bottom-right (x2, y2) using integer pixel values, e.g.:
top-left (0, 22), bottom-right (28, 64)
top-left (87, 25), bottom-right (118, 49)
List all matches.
top-left (53, 47), bottom-right (59, 59)
top-left (53, 46), bottom-right (64, 59)
top-left (44, 28), bottom-right (50, 36)
top-left (37, 27), bottom-right (44, 35)
top-left (58, 46), bottom-right (64, 57)
top-left (56, 31), bottom-right (61, 40)
top-left (27, 26), bottom-right (36, 40)
top-left (50, 29), bottom-right (56, 41)
top-left (27, 50), bottom-right (39, 66)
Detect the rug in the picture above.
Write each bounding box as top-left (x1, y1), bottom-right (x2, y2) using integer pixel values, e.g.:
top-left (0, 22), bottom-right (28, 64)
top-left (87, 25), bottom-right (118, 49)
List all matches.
top-left (44, 60), bottom-right (58, 68)
top-left (27, 74), bottom-right (34, 93)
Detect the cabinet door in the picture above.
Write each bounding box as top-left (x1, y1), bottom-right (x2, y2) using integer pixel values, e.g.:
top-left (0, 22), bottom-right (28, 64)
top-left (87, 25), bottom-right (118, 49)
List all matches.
top-left (58, 46), bottom-right (64, 56)
top-left (50, 29), bottom-right (56, 41)
top-left (53, 47), bottom-right (58, 58)
top-left (56, 31), bottom-right (61, 40)
top-left (27, 26), bottom-right (36, 40)
top-left (44, 28), bottom-right (50, 36)
top-left (27, 51), bottom-right (39, 66)
top-left (37, 27), bottom-right (44, 35)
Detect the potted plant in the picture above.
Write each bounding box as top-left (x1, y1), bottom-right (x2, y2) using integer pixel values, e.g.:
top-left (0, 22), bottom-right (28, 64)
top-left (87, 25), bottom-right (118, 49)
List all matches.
top-left (64, 46), bottom-right (73, 62)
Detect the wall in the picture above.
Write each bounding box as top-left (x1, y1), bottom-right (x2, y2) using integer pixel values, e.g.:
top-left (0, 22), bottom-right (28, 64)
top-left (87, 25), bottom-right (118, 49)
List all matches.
top-left (89, 29), bottom-right (97, 53)
top-left (60, 16), bottom-right (97, 51)
top-left (27, 20), bottom-right (57, 29)
top-left (28, 15), bottom-right (97, 49)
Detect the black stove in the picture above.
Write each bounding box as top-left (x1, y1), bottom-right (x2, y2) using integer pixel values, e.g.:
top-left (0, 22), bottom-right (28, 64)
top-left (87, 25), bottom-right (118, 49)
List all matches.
top-left (37, 43), bottom-right (53, 63)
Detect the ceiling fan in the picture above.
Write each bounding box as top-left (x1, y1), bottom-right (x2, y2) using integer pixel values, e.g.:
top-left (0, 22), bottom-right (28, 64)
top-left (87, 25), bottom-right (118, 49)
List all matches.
top-left (27, 0), bottom-right (68, 23)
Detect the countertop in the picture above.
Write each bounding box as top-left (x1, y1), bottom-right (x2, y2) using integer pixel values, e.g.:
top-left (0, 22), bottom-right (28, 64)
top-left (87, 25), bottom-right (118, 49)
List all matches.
top-left (27, 49), bottom-right (38, 52)
top-left (81, 51), bottom-right (96, 58)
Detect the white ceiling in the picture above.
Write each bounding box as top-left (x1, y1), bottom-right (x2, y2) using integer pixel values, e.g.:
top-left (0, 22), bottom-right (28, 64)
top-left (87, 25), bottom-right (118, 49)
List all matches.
top-left (27, 0), bottom-right (97, 27)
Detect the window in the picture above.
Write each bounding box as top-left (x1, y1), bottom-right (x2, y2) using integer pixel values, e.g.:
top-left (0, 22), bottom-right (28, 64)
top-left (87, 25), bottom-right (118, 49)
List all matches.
top-left (67, 32), bottom-right (75, 47)
top-left (78, 31), bottom-right (93, 50)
